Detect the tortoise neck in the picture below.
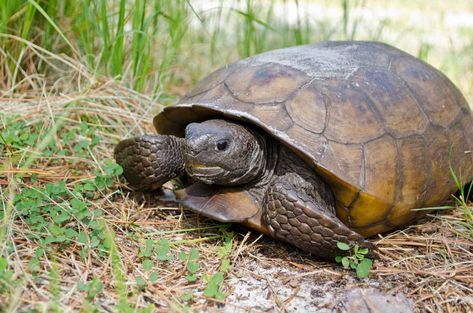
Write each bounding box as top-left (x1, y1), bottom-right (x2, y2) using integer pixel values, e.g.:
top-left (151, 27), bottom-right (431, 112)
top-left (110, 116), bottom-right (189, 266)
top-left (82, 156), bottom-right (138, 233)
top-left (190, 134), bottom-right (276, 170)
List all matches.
top-left (250, 130), bottom-right (278, 188)
top-left (230, 127), bottom-right (273, 186)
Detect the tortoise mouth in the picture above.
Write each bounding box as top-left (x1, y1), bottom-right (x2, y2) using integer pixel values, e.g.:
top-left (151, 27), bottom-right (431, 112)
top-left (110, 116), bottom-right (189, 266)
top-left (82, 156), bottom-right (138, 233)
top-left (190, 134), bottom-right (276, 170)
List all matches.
top-left (188, 164), bottom-right (222, 173)
top-left (185, 163), bottom-right (225, 180)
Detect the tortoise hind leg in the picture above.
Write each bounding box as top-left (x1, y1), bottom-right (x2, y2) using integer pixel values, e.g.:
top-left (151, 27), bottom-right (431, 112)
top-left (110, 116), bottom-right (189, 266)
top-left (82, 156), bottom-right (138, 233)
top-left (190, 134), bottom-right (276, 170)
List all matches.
top-left (263, 172), bottom-right (376, 260)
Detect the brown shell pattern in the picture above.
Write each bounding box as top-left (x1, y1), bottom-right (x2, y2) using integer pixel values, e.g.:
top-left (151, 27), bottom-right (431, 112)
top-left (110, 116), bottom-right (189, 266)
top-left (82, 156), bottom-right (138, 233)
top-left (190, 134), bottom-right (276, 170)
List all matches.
top-left (154, 41), bottom-right (473, 236)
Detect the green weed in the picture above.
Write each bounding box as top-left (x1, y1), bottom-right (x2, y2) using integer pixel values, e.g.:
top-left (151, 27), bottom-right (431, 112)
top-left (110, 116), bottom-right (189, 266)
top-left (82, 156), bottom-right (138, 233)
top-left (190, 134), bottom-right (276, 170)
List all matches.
top-left (0, 257), bottom-right (15, 295)
top-left (179, 248), bottom-right (200, 282)
top-left (449, 166), bottom-right (473, 240)
top-left (77, 277), bottom-right (104, 301)
top-left (335, 241), bottom-right (373, 279)
top-left (203, 230), bottom-right (233, 300)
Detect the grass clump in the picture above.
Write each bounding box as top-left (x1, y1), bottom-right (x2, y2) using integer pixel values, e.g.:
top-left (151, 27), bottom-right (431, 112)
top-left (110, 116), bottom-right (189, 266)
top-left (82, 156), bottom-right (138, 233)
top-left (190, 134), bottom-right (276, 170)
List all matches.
top-left (1, 1), bottom-right (472, 102)
top-left (0, 67), bottom-right (238, 310)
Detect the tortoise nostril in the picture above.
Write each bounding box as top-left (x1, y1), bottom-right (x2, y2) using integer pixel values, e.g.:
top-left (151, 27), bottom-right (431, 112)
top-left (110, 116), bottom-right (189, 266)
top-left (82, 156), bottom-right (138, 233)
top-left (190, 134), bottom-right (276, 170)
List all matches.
top-left (185, 122), bottom-right (209, 155)
top-left (186, 134), bottom-right (211, 153)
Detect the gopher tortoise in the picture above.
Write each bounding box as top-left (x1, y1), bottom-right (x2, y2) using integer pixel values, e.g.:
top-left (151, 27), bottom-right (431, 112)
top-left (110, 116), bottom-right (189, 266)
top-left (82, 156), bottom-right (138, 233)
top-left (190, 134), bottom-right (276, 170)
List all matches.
top-left (115, 41), bottom-right (473, 260)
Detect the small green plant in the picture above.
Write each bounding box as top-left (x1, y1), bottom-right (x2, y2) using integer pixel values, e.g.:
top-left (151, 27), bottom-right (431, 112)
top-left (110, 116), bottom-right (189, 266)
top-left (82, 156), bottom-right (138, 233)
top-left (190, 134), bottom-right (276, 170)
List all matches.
top-left (203, 272), bottom-right (225, 300)
top-left (138, 239), bottom-right (153, 258)
top-left (0, 257), bottom-right (15, 294)
top-left (77, 277), bottom-right (104, 301)
top-left (449, 166), bottom-right (473, 241)
top-left (155, 239), bottom-right (174, 261)
top-left (139, 258), bottom-right (159, 285)
top-left (335, 241), bottom-right (373, 278)
top-left (178, 248), bottom-right (200, 282)
top-left (203, 230), bottom-right (233, 300)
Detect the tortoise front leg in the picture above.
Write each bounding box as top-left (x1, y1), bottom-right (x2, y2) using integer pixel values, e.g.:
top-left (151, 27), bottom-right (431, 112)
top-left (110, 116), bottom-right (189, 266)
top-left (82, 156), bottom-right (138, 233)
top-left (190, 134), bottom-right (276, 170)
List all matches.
top-left (114, 135), bottom-right (185, 191)
top-left (263, 172), bottom-right (376, 260)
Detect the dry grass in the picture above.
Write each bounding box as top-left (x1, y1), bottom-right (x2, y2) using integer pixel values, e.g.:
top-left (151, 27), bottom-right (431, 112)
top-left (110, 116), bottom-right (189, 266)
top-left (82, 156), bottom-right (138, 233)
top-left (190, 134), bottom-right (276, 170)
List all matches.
top-left (1, 44), bottom-right (473, 313)
top-left (375, 210), bottom-right (473, 312)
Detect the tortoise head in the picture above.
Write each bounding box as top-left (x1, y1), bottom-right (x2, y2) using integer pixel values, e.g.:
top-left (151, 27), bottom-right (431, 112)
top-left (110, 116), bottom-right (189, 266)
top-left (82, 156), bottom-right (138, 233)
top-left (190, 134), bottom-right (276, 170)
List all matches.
top-left (184, 119), bottom-right (266, 186)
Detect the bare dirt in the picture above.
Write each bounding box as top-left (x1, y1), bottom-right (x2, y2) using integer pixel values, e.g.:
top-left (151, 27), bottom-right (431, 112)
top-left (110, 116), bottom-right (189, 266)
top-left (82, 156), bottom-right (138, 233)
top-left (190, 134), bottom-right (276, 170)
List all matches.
top-left (203, 209), bottom-right (473, 312)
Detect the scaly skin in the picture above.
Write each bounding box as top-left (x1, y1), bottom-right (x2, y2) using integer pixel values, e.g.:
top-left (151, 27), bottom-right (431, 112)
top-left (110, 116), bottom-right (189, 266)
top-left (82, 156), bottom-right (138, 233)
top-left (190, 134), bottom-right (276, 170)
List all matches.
top-left (262, 170), bottom-right (375, 260)
top-left (114, 135), bottom-right (185, 191)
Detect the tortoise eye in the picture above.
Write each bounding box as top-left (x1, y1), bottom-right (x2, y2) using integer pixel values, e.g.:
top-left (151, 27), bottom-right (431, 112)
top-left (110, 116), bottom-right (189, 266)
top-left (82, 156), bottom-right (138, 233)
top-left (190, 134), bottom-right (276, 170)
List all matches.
top-left (216, 139), bottom-right (228, 151)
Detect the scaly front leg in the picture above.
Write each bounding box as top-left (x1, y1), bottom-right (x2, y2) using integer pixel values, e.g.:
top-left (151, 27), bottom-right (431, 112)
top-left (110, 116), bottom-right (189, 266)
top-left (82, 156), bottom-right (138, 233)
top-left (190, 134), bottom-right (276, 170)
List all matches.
top-left (114, 135), bottom-right (185, 191)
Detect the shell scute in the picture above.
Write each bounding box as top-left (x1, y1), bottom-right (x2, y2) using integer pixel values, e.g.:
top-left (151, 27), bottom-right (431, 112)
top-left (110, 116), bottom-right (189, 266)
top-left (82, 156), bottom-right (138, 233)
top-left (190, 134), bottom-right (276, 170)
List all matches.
top-left (347, 135), bottom-right (398, 228)
top-left (349, 67), bottom-right (428, 137)
top-left (390, 55), bottom-right (462, 127)
top-left (397, 135), bottom-right (429, 209)
top-left (318, 140), bottom-right (363, 190)
top-left (225, 62), bottom-right (309, 103)
top-left (285, 85), bottom-right (327, 134)
top-left (183, 64), bottom-right (236, 99)
top-left (319, 79), bottom-right (385, 144)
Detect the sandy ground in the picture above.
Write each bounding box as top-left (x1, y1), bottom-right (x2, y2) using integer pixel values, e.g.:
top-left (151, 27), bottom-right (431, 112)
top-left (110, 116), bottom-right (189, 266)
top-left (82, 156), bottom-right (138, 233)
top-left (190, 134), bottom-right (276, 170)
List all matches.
top-left (177, 209), bottom-right (473, 312)
top-left (223, 260), bottom-right (413, 313)
top-left (225, 260), bottom-right (377, 312)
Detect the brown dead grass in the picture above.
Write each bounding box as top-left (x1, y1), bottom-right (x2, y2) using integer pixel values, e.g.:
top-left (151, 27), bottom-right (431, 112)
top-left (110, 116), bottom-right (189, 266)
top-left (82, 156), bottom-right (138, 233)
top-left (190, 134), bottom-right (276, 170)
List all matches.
top-left (4, 186), bottom-right (473, 312)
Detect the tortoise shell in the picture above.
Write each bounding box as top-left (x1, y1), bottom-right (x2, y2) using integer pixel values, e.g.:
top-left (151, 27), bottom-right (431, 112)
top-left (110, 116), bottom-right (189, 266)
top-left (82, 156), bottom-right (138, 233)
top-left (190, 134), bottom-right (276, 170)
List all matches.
top-left (154, 41), bottom-right (473, 237)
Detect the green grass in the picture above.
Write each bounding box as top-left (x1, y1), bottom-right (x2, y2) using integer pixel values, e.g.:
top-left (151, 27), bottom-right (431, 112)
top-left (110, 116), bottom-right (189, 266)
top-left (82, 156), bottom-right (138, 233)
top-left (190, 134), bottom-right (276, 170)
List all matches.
top-left (1, 0), bottom-right (473, 311)
top-left (0, 96), bottom-right (236, 311)
top-left (450, 167), bottom-right (473, 240)
top-left (1, 0), bottom-right (472, 102)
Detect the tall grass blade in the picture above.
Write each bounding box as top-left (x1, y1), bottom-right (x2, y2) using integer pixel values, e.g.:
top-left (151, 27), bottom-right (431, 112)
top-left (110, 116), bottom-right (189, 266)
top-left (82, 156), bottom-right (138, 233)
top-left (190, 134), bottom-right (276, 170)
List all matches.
top-left (111, 0), bottom-right (126, 77)
top-left (20, 3), bottom-right (36, 42)
top-left (42, 0), bottom-right (57, 53)
top-left (131, 0), bottom-right (147, 90)
top-left (100, 0), bottom-right (110, 66)
top-left (26, 0), bottom-right (78, 55)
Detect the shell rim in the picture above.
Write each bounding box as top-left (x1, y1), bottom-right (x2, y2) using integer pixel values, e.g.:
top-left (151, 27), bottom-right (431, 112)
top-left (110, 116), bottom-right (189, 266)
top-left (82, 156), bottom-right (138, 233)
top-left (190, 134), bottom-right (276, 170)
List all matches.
top-left (153, 102), bottom-right (361, 197)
